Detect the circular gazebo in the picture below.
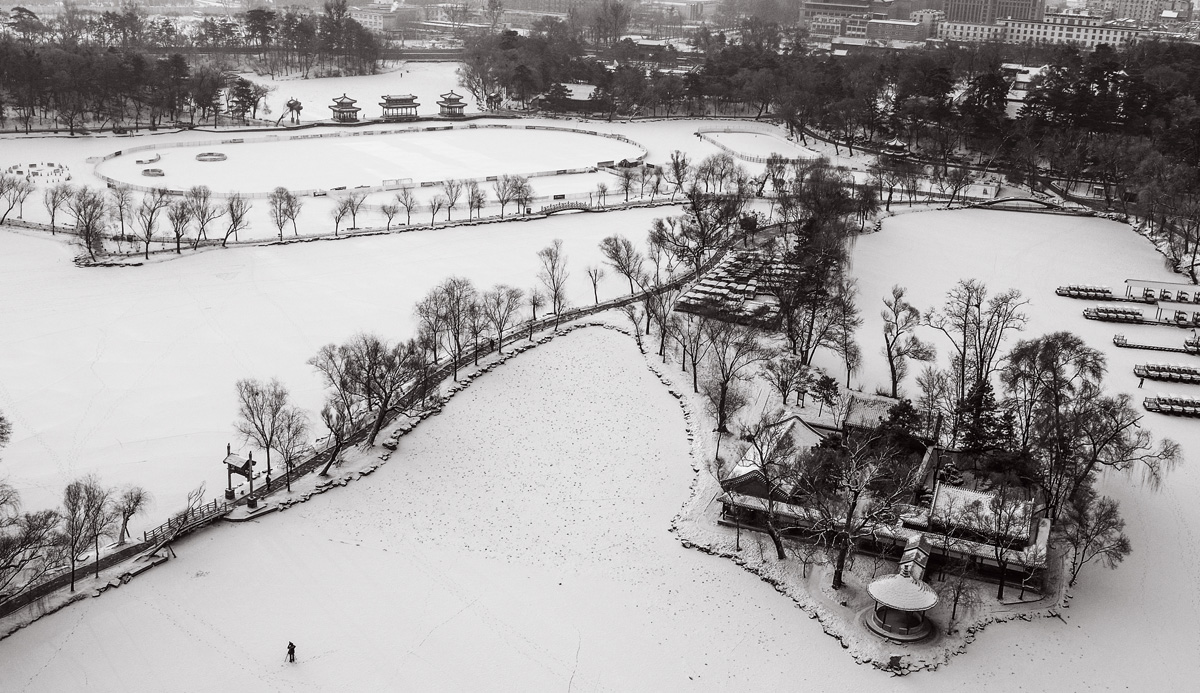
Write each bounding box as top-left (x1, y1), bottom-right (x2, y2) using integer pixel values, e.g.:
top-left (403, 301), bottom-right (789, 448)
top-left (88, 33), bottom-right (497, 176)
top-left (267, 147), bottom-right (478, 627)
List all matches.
top-left (866, 572), bottom-right (938, 641)
top-left (881, 137), bottom-right (910, 159)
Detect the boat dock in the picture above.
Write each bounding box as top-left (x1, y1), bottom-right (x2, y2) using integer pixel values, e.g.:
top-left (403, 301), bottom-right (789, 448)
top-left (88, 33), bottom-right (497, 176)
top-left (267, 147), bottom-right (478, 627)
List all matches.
top-left (1134, 363), bottom-right (1200, 384)
top-left (1143, 393), bottom-right (1200, 417)
top-left (1113, 334), bottom-right (1200, 355)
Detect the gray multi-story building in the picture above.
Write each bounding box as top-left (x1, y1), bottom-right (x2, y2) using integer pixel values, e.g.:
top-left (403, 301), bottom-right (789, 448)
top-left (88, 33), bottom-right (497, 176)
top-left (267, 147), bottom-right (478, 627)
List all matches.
top-left (943, 0), bottom-right (1044, 23)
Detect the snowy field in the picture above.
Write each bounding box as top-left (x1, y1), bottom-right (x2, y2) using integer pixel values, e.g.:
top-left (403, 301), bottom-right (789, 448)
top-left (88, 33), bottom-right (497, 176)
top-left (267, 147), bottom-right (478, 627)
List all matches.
top-left (704, 130), bottom-right (820, 160)
top-left (94, 127), bottom-right (644, 194)
top-left (2, 63), bottom-right (1198, 688)
top-left (0, 328), bottom-right (883, 692)
top-left (0, 206), bottom-right (678, 517)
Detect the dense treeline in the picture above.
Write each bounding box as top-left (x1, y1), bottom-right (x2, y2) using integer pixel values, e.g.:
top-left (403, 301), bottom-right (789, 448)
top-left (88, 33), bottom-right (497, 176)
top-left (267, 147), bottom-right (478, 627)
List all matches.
top-left (0, 2), bottom-right (380, 132)
top-left (4, 2), bottom-right (380, 77)
top-left (463, 17), bottom-right (1200, 273)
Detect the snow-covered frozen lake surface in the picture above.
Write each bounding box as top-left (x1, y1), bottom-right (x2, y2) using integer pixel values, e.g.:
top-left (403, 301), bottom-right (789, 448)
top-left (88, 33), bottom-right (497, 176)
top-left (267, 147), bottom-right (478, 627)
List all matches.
top-left (704, 130), bottom-right (820, 160)
top-left (95, 126), bottom-right (644, 193)
top-left (2, 60), bottom-right (1200, 686)
top-left (0, 328), bottom-right (883, 691)
top-left (0, 207), bottom-right (677, 515)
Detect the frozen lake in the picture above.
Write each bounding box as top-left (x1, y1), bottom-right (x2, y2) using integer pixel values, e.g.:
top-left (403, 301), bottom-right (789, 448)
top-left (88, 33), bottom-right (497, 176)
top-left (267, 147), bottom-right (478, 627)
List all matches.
top-left (95, 126), bottom-right (644, 194)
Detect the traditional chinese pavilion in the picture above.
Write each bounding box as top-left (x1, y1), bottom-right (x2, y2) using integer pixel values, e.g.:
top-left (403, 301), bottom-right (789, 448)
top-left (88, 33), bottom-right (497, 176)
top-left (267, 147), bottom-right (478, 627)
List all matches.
top-left (380, 94), bottom-right (420, 121)
top-left (866, 535), bottom-right (938, 641)
top-left (329, 94), bottom-right (361, 123)
top-left (437, 91), bottom-right (466, 117)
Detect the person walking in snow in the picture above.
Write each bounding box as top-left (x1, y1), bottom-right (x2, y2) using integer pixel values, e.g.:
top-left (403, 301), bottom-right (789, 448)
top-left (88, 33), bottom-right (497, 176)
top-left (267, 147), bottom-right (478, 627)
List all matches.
top-left (287, 642), bottom-right (296, 663)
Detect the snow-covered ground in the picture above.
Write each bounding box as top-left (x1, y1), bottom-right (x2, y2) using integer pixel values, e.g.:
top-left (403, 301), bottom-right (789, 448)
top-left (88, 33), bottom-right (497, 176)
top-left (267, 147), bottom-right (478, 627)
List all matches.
top-left (0, 327), bottom-right (884, 692)
top-left (94, 127), bottom-right (643, 194)
top-left (0, 207), bottom-right (677, 518)
top-left (704, 130), bottom-right (820, 160)
top-left (1, 65), bottom-right (1198, 688)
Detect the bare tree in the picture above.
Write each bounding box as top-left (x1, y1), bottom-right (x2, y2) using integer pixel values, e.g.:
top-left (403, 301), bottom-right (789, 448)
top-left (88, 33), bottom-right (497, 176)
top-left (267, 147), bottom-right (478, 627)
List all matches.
top-left (795, 430), bottom-right (922, 589)
top-left (344, 192), bottom-right (368, 229)
top-left (42, 182), bottom-right (74, 235)
top-left (537, 239), bottom-right (570, 328)
top-left (234, 377), bottom-right (290, 475)
top-left (596, 181), bottom-right (608, 207)
top-left (618, 167), bottom-right (636, 202)
top-left (222, 193), bottom-right (252, 247)
top-left (481, 284), bottom-right (524, 353)
top-left (186, 185), bottom-right (223, 249)
top-left (0, 482), bottom-right (61, 599)
top-left (467, 180), bottom-right (486, 219)
top-left (762, 351), bottom-right (808, 406)
top-left (109, 184), bottom-right (133, 238)
top-left (113, 485), bottom-right (150, 545)
top-left (268, 187), bottom-right (291, 241)
top-left (346, 334), bottom-right (422, 445)
top-left (933, 559), bottom-right (984, 633)
top-left (513, 176), bottom-right (534, 213)
top-left (60, 475), bottom-right (109, 591)
top-left (736, 408), bottom-right (803, 560)
top-left (428, 194), bottom-right (447, 225)
top-left (527, 288), bottom-right (545, 338)
top-left (395, 186), bottom-right (418, 225)
top-left (665, 149), bottom-right (691, 200)
top-left (309, 343), bottom-right (361, 421)
top-left (380, 202), bottom-right (400, 231)
top-left (703, 321), bottom-right (765, 431)
top-left (166, 199), bottom-right (191, 254)
top-left (0, 176), bottom-right (33, 224)
top-left (275, 406), bottom-right (311, 492)
top-left (318, 397), bottom-right (352, 477)
top-left (466, 298), bottom-right (489, 365)
top-left (673, 313), bottom-right (711, 393)
top-left (924, 279), bottom-right (1028, 415)
top-left (439, 276), bottom-right (478, 379)
top-left (331, 196), bottom-right (351, 236)
top-left (67, 187), bottom-right (108, 261)
top-left (484, 0), bottom-right (504, 31)
top-left (1064, 485), bottom-right (1132, 587)
top-left (585, 265), bottom-right (605, 304)
top-left (882, 285), bottom-right (935, 398)
top-left (283, 190), bottom-right (303, 237)
top-left (135, 188), bottom-right (172, 259)
top-left (492, 174), bottom-right (515, 217)
top-left (599, 234), bottom-right (645, 294)
top-left (84, 482), bottom-right (115, 579)
top-left (415, 285), bottom-right (449, 363)
top-left (442, 179), bottom-right (463, 221)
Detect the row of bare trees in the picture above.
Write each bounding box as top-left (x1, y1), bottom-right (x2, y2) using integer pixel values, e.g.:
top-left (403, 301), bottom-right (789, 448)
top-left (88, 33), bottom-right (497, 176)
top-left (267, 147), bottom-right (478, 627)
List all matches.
top-left (38, 182), bottom-right (253, 260)
top-left (1, 475), bottom-right (150, 601)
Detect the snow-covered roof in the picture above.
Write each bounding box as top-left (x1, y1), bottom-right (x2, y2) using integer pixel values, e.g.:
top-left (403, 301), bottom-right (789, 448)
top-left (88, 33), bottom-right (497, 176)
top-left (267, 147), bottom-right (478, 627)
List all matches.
top-left (932, 483), bottom-right (1032, 541)
top-left (867, 574), bottom-right (938, 611)
top-left (842, 391), bottom-right (897, 430)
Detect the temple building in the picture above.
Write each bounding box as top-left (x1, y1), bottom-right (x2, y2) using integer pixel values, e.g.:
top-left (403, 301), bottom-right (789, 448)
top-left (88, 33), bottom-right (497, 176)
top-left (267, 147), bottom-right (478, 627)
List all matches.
top-left (329, 94), bottom-right (361, 123)
top-left (437, 91), bottom-right (466, 117)
top-left (380, 94), bottom-right (420, 121)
